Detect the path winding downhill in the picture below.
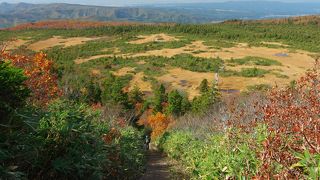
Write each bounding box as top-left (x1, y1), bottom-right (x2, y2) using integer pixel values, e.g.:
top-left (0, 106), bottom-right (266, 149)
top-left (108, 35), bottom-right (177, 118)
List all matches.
top-left (140, 145), bottom-right (171, 180)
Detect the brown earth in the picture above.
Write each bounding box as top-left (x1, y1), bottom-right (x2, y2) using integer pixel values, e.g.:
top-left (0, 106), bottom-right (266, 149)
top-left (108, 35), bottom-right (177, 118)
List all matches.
top-left (140, 150), bottom-right (171, 180)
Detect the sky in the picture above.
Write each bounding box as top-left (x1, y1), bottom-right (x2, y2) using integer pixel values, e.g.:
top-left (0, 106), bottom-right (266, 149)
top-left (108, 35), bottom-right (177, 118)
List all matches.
top-left (0, 0), bottom-right (316, 6)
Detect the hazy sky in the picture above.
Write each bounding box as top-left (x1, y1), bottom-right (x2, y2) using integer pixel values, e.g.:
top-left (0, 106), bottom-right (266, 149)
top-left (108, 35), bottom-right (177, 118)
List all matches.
top-left (0, 0), bottom-right (316, 6)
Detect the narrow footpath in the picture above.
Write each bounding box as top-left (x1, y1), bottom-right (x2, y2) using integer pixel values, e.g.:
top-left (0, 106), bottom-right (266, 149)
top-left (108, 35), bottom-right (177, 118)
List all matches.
top-left (140, 146), bottom-right (171, 180)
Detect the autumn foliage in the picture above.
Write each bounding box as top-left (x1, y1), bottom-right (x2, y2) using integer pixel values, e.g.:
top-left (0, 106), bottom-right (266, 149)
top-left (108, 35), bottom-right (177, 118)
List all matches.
top-left (5, 20), bottom-right (174, 31)
top-left (0, 49), bottom-right (61, 106)
top-left (146, 112), bottom-right (172, 139)
top-left (255, 67), bottom-right (320, 178)
top-left (226, 65), bottom-right (320, 178)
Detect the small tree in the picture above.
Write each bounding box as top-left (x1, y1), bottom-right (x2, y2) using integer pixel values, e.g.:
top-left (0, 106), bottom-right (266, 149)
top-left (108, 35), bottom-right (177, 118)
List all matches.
top-left (153, 84), bottom-right (167, 113)
top-left (199, 79), bottom-right (209, 93)
top-left (181, 96), bottom-right (191, 115)
top-left (129, 86), bottom-right (144, 105)
top-left (167, 90), bottom-right (183, 116)
top-left (192, 84), bottom-right (220, 114)
top-left (101, 73), bottom-right (129, 108)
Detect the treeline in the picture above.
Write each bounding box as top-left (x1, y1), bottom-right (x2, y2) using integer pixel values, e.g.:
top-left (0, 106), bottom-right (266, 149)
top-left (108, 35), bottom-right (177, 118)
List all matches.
top-left (2, 19), bottom-right (320, 52)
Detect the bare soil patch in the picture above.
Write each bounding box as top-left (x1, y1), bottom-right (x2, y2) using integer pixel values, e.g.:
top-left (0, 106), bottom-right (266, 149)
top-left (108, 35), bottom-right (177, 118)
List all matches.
top-left (129, 33), bottom-right (179, 44)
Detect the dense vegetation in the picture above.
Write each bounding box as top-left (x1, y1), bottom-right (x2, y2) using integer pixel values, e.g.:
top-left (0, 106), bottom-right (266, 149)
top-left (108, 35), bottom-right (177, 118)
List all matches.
top-left (0, 51), bottom-right (146, 179)
top-left (158, 68), bottom-right (320, 178)
top-left (1, 18), bottom-right (320, 179)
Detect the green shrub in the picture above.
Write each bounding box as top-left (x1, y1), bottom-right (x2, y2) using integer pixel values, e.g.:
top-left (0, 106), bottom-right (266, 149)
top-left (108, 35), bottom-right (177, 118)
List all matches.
top-left (228, 56), bottom-right (282, 66)
top-left (36, 100), bottom-right (112, 179)
top-left (240, 68), bottom-right (269, 77)
top-left (119, 127), bottom-right (146, 178)
top-left (0, 100), bottom-right (146, 179)
top-left (199, 79), bottom-right (209, 93)
top-left (166, 90), bottom-right (184, 116)
top-left (158, 127), bottom-right (265, 179)
top-left (0, 61), bottom-right (30, 119)
top-left (292, 151), bottom-right (320, 179)
top-left (246, 84), bottom-right (271, 92)
top-left (191, 85), bottom-right (220, 114)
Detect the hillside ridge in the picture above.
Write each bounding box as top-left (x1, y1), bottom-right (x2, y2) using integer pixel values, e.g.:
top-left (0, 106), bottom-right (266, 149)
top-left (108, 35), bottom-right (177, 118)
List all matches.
top-left (1, 1), bottom-right (320, 28)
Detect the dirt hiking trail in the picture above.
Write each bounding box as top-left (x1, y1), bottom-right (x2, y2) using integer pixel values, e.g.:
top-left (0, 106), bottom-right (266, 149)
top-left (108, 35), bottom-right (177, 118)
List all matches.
top-left (140, 146), bottom-right (171, 180)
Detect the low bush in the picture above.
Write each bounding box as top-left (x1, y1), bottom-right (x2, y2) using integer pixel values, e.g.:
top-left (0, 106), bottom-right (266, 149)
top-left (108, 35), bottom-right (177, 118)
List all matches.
top-left (228, 56), bottom-right (282, 66)
top-left (240, 67), bottom-right (269, 77)
top-left (0, 100), bottom-right (146, 179)
top-left (158, 127), bottom-right (265, 179)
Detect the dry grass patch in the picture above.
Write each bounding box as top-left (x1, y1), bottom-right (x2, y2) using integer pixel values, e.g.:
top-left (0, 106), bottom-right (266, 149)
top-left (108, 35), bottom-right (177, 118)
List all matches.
top-left (157, 67), bottom-right (307, 98)
top-left (137, 60), bottom-right (146, 65)
top-left (101, 47), bottom-right (121, 54)
top-left (261, 41), bottom-right (289, 47)
top-left (131, 41), bottom-right (212, 58)
top-left (112, 68), bottom-right (152, 94)
top-left (219, 74), bottom-right (290, 91)
top-left (129, 72), bottom-right (152, 94)
top-left (112, 67), bottom-right (136, 76)
top-left (4, 39), bottom-right (29, 50)
top-left (129, 33), bottom-right (179, 44)
top-left (74, 54), bottom-right (114, 64)
top-left (28, 36), bottom-right (103, 51)
top-left (157, 68), bottom-right (215, 99)
top-left (91, 69), bottom-right (101, 76)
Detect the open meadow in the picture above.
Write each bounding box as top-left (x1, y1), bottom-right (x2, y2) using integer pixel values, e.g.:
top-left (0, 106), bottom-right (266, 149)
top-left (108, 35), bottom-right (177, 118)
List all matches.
top-left (2, 22), bottom-right (319, 98)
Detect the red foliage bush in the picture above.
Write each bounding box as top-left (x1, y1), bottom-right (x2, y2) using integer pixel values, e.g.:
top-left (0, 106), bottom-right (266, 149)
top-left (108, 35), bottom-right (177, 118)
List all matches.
top-left (228, 65), bottom-right (320, 178)
top-left (0, 50), bottom-right (61, 106)
top-left (257, 67), bottom-right (320, 178)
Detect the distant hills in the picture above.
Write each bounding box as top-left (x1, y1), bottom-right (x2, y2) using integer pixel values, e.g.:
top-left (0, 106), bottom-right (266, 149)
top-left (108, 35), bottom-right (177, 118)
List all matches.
top-left (1, 1), bottom-right (320, 28)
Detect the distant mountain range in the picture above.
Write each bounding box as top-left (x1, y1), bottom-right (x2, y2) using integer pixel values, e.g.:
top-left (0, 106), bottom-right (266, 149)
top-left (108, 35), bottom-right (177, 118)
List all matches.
top-left (1, 1), bottom-right (320, 28)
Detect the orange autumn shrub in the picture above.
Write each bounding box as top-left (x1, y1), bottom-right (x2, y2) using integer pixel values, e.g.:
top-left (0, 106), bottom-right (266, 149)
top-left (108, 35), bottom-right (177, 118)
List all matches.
top-left (147, 112), bottom-right (172, 139)
top-left (0, 50), bottom-right (61, 106)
